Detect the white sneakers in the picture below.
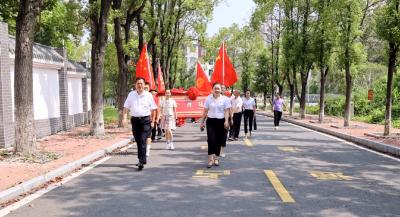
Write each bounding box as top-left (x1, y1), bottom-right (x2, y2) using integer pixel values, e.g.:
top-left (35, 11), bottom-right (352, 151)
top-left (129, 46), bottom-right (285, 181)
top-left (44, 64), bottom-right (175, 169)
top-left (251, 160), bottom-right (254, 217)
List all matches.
top-left (166, 142), bottom-right (175, 150)
top-left (274, 126), bottom-right (279, 130)
top-left (146, 145), bottom-right (151, 156)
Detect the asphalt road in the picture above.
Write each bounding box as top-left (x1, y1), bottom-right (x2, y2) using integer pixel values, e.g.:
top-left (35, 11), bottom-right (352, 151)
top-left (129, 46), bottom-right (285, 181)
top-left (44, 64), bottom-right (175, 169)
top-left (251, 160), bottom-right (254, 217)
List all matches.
top-left (4, 115), bottom-right (400, 217)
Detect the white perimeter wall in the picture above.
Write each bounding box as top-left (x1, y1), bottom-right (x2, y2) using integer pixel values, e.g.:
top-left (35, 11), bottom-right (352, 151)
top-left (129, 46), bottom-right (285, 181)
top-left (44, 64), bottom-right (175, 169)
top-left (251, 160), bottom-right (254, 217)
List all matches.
top-left (10, 66), bottom-right (61, 121)
top-left (68, 77), bottom-right (83, 115)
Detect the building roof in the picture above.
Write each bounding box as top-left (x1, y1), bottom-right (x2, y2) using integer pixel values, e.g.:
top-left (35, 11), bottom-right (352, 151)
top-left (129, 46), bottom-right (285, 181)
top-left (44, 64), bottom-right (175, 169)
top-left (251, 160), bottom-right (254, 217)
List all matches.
top-left (8, 36), bottom-right (64, 64)
top-left (66, 60), bottom-right (87, 73)
top-left (8, 36), bottom-right (88, 75)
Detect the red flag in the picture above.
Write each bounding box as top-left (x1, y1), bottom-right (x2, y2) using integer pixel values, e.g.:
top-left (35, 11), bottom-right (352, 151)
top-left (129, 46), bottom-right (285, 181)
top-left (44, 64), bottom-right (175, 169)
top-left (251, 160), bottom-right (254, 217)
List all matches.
top-left (196, 62), bottom-right (212, 93)
top-left (157, 63), bottom-right (165, 93)
top-left (136, 43), bottom-right (156, 90)
top-left (211, 42), bottom-right (238, 87)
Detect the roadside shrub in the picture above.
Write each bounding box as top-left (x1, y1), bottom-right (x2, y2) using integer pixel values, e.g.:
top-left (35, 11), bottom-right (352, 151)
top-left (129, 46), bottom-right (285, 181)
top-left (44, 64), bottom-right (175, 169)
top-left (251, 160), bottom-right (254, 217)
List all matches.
top-left (306, 105), bottom-right (319, 115)
top-left (353, 91), bottom-right (372, 116)
top-left (370, 108), bottom-right (385, 124)
top-left (325, 95), bottom-right (345, 117)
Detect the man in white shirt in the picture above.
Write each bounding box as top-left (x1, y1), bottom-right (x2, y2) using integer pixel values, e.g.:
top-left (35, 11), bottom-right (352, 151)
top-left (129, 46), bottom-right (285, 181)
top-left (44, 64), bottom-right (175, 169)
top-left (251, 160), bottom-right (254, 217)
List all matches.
top-left (229, 90), bottom-right (243, 140)
top-left (123, 77), bottom-right (157, 171)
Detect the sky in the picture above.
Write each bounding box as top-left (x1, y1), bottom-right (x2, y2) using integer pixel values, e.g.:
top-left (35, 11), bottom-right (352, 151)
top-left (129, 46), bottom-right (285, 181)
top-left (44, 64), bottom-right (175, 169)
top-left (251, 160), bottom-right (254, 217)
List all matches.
top-left (206, 0), bottom-right (256, 37)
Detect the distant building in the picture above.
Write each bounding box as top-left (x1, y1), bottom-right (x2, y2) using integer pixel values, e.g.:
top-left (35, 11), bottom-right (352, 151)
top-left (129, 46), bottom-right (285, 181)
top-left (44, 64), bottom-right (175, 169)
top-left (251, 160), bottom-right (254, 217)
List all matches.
top-left (184, 40), bottom-right (214, 79)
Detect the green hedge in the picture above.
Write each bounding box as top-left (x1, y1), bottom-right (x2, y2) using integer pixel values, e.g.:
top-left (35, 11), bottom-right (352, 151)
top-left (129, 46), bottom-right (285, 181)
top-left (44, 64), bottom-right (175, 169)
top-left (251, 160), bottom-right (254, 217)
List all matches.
top-left (300, 73), bottom-right (399, 128)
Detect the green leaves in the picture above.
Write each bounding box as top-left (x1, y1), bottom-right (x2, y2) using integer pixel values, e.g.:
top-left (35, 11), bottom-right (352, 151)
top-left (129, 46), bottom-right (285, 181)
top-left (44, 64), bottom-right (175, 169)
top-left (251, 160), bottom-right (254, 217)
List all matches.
top-left (34, 0), bottom-right (87, 47)
top-left (375, 0), bottom-right (400, 44)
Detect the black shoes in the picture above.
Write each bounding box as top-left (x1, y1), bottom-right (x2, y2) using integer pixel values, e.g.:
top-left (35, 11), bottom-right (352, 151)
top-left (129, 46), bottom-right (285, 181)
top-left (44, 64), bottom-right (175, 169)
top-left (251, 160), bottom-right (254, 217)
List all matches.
top-left (136, 162), bottom-right (144, 171)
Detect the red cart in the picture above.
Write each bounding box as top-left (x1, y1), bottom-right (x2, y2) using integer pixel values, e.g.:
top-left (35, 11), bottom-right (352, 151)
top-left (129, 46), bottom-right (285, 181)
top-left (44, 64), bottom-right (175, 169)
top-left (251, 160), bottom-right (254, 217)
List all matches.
top-left (158, 88), bottom-right (209, 127)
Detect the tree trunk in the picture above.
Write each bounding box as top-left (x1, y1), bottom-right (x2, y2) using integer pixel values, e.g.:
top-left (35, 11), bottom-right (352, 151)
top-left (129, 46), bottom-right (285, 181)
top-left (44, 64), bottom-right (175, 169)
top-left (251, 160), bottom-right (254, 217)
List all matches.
top-left (289, 84), bottom-right (294, 116)
top-left (263, 91), bottom-right (267, 110)
top-left (344, 59), bottom-right (352, 127)
top-left (318, 67), bottom-right (328, 123)
top-left (278, 84), bottom-right (283, 96)
top-left (150, 41), bottom-right (158, 87)
top-left (343, 9), bottom-right (353, 127)
top-left (89, 0), bottom-right (112, 136)
top-left (384, 42), bottom-right (397, 136)
top-left (14, 0), bottom-right (43, 155)
top-left (299, 80), bottom-right (307, 119)
top-left (113, 9), bottom-right (128, 128)
top-left (136, 13), bottom-right (144, 53)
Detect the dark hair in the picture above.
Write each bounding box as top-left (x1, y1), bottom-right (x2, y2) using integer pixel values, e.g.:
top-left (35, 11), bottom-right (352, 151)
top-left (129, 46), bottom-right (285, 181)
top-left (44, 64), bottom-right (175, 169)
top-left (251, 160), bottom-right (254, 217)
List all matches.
top-left (145, 81), bottom-right (150, 86)
top-left (150, 89), bottom-right (158, 93)
top-left (212, 82), bottom-right (221, 88)
top-left (135, 77), bottom-right (146, 83)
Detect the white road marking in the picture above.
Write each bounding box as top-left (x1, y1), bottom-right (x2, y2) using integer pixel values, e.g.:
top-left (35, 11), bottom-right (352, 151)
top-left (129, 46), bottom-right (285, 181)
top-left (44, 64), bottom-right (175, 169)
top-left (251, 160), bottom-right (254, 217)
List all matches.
top-left (281, 120), bottom-right (400, 163)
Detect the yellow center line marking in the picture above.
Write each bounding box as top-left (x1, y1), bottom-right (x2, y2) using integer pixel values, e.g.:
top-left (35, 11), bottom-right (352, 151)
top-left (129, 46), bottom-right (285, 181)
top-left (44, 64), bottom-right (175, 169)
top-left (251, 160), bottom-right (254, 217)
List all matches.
top-left (264, 170), bottom-right (295, 203)
top-left (278, 147), bottom-right (299, 152)
top-left (196, 170), bottom-right (230, 175)
top-left (192, 170), bottom-right (231, 179)
top-left (192, 173), bottom-right (219, 179)
top-left (244, 138), bottom-right (254, 147)
top-left (309, 171), bottom-right (352, 180)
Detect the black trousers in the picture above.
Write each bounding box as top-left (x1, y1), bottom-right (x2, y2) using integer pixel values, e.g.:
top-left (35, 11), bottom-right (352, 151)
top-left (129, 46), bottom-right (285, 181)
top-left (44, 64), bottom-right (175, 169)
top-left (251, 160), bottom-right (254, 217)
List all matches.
top-left (206, 118), bottom-right (225, 156)
top-left (274, 110), bottom-right (283, 126)
top-left (222, 117), bottom-right (231, 147)
top-left (131, 116), bottom-right (152, 164)
top-left (151, 123), bottom-right (162, 140)
top-left (229, 112), bottom-right (242, 139)
top-left (243, 110), bottom-right (254, 134)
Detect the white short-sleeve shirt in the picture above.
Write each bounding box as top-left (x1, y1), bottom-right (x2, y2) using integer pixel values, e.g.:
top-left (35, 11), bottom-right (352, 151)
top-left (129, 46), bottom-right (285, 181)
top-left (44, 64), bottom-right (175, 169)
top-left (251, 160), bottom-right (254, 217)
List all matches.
top-left (204, 95), bottom-right (231, 119)
top-left (159, 99), bottom-right (177, 116)
top-left (124, 90), bottom-right (157, 117)
top-left (243, 97), bottom-right (255, 110)
top-left (231, 96), bottom-right (243, 113)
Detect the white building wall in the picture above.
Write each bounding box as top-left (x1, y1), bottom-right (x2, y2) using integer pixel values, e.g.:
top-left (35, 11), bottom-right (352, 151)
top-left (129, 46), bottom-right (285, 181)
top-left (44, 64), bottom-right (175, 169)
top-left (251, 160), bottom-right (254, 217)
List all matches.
top-left (10, 66), bottom-right (61, 121)
top-left (67, 77), bottom-right (83, 115)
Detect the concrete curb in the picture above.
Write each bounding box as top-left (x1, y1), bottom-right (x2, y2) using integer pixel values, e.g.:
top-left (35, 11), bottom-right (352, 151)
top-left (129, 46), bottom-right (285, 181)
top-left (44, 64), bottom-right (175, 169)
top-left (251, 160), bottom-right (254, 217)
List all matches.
top-left (258, 113), bottom-right (400, 158)
top-left (0, 139), bottom-right (130, 204)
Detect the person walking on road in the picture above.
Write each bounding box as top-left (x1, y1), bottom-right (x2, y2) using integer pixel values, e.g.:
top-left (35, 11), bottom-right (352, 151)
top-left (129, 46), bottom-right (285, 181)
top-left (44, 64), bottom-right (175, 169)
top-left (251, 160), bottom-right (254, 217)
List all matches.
top-left (243, 90), bottom-right (256, 138)
top-left (150, 89), bottom-right (162, 142)
top-left (123, 77), bottom-right (157, 171)
top-left (159, 89), bottom-right (177, 150)
top-left (271, 94), bottom-right (285, 130)
top-left (200, 83), bottom-right (231, 168)
top-left (220, 84), bottom-right (232, 157)
top-left (229, 90), bottom-right (243, 141)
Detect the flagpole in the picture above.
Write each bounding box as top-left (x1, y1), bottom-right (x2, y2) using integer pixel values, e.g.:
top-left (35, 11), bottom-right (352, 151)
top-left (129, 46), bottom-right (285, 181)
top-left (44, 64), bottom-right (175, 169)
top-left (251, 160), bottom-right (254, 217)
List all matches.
top-left (222, 41), bottom-right (225, 85)
top-left (146, 45), bottom-right (153, 87)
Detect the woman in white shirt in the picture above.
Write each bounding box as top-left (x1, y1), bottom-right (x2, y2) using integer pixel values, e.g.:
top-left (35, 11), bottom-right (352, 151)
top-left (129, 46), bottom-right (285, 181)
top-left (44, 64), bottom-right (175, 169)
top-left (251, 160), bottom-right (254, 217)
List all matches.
top-left (200, 83), bottom-right (231, 168)
top-left (242, 90), bottom-right (256, 137)
top-left (159, 89), bottom-right (177, 150)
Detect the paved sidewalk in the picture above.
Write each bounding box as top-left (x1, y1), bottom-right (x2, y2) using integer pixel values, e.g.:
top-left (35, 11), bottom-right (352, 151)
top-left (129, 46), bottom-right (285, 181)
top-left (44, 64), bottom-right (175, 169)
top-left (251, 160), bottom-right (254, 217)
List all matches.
top-left (258, 110), bottom-right (400, 156)
top-left (0, 125), bottom-right (132, 193)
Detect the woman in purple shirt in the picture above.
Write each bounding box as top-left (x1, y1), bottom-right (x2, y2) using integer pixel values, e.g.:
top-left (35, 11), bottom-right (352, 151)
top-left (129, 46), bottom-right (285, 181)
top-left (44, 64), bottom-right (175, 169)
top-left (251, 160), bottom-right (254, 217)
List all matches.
top-left (271, 94), bottom-right (285, 130)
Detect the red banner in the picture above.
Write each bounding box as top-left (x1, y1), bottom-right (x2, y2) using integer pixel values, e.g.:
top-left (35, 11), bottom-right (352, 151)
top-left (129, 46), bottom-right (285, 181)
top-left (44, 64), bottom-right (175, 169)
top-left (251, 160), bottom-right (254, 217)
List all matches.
top-left (172, 95), bottom-right (207, 119)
